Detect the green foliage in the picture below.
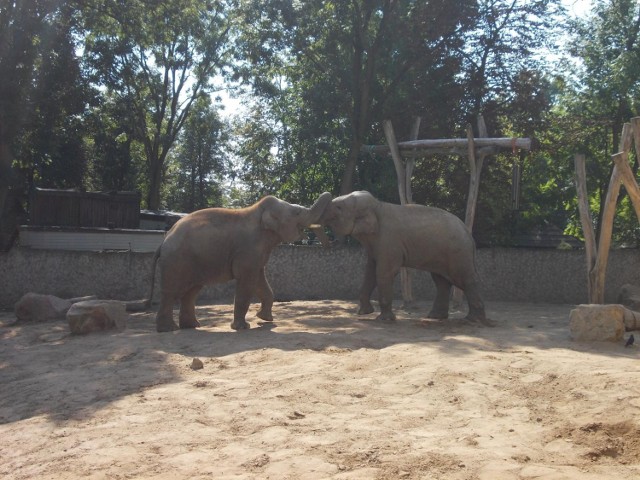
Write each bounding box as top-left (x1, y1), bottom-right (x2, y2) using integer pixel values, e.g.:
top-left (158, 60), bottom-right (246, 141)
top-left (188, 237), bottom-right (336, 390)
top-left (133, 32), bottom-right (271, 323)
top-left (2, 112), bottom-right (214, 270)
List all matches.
top-left (82, 0), bottom-right (235, 209)
top-left (166, 97), bottom-right (229, 212)
top-left (1, 1), bottom-right (88, 196)
top-left (3, 0), bottom-right (640, 250)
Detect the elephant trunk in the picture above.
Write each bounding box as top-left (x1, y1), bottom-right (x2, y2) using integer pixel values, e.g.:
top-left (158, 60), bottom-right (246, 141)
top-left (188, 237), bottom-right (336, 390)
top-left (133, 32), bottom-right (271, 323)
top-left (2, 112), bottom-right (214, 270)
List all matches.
top-left (303, 192), bottom-right (332, 226)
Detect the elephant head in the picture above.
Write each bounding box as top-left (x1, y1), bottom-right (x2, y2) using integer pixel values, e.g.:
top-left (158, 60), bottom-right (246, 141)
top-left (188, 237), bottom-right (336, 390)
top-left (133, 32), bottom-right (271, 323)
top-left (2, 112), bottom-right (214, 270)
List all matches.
top-left (320, 191), bottom-right (379, 238)
top-left (261, 192), bottom-right (332, 243)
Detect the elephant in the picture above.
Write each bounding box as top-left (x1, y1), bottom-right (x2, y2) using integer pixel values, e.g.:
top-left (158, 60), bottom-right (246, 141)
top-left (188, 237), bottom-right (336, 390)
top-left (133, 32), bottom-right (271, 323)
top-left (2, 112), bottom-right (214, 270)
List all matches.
top-left (319, 191), bottom-right (491, 325)
top-left (146, 192), bottom-right (332, 332)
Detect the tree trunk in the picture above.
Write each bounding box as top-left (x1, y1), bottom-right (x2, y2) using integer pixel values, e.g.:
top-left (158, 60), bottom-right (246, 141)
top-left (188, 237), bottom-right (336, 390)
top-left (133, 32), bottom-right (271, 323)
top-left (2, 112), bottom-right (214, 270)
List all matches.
top-left (340, 139), bottom-right (362, 195)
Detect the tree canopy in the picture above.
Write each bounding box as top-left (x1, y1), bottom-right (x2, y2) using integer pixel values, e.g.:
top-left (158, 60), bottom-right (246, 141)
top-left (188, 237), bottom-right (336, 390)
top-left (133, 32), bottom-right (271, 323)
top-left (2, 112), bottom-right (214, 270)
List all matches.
top-left (1, 0), bottom-right (639, 247)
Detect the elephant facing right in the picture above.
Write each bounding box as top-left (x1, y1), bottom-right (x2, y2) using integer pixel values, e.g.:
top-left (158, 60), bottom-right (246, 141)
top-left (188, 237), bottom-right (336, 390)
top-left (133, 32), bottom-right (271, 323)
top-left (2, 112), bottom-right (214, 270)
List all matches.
top-left (319, 191), bottom-right (493, 326)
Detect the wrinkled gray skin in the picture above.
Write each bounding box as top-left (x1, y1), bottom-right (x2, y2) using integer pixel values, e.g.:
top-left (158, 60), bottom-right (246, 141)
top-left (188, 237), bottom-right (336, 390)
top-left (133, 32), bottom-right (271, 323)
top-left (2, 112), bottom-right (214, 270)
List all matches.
top-left (147, 193), bottom-right (332, 332)
top-left (320, 191), bottom-right (490, 325)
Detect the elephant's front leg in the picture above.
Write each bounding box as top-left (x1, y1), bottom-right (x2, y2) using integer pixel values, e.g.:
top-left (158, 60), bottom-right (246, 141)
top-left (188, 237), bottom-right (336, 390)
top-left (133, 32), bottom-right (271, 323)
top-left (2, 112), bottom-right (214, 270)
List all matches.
top-left (428, 273), bottom-right (451, 320)
top-left (179, 285), bottom-right (202, 329)
top-left (231, 273), bottom-right (256, 330)
top-left (358, 256), bottom-right (377, 315)
top-left (375, 262), bottom-right (399, 322)
top-left (255, 267), bottom-right (274, 321)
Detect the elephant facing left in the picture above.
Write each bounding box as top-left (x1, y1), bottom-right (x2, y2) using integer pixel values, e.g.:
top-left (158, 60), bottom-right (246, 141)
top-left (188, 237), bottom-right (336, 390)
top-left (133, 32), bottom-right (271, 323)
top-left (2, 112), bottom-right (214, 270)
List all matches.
top-left (146, 192), bottom-right (332, 332)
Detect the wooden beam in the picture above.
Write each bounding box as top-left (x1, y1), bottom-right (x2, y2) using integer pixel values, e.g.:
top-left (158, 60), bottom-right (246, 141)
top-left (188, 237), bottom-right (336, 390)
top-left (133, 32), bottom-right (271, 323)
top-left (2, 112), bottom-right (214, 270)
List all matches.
top-left (574, 154), bottom-right (597, 302)
top-left (614, 153), bottom-right (640, 223)
top-left (383, 120), bottom-right (407, 205)
top-left (362, 137), bottom-right (531, 154)
top-left (590, 123), bottom-right (634, 304)
top-left (592, 165), bottom-right (622, 304)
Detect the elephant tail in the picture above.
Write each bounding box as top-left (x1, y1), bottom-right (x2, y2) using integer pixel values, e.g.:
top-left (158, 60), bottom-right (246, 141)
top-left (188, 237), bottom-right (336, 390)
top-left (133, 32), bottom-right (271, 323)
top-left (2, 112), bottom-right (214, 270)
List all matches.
top-left (144, 244), bottom-right (162, 309)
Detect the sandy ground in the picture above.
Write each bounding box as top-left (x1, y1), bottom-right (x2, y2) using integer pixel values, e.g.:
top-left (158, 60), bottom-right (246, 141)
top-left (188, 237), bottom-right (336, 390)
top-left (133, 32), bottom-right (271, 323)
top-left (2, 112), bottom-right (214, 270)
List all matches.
top-left (1, 299), bottom-right (639, 480)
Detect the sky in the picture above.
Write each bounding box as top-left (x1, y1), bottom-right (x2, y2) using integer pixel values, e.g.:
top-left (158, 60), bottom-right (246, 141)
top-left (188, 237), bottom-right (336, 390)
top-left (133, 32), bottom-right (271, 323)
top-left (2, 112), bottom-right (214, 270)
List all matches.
top-left (563, 0), bottom-right (593, 17)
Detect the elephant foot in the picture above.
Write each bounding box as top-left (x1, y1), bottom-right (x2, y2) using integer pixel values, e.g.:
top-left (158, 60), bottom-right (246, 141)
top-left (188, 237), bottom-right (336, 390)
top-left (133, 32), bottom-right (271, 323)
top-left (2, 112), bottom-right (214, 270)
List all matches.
top-left (466, 314), bottom-right (496, 327)
top-left (375, 311), bottom-right (396, 323)
top-left (179, 318), bottom-right (201, 329)
top-left (256, 309), bottom-right (273, 321)
top-left (358, 302), bottom-right (375, 315)
top-left (157, 321), bottom-right (179, 333)
top-left (231, 319), bottom-right (250, 330)
top-left (427, 309), bottom-right (449, 320)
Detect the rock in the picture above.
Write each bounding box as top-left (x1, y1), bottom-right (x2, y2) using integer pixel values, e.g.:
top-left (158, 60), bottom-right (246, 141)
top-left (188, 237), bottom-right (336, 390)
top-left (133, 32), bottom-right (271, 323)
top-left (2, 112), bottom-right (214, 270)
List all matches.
top-left (617, 284), bottom-right (640, 311)
top-left (622, 307), bottom-right (640, 331)
top-left (125, 300), bottom-right (149, 312)
top-left (67, 300), bottom-right (128, 334)
top-left (569, 304), bottom-right (625, 342)
top-left (15, 293), bottom-right (73, 322)
top-left (190, 358), bottom-right (204, 370)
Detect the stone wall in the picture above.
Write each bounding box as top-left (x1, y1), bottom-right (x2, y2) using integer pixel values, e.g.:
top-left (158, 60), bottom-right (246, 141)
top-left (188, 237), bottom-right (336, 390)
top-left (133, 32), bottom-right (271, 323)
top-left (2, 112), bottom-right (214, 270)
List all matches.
top-left (1, 245), bottom-right (639, 309)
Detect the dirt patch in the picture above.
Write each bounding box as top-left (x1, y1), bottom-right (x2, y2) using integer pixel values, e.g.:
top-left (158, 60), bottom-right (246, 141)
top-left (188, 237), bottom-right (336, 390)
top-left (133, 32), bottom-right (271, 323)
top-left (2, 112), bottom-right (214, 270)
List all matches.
top-left (1, 300), bottom-right (639, 479)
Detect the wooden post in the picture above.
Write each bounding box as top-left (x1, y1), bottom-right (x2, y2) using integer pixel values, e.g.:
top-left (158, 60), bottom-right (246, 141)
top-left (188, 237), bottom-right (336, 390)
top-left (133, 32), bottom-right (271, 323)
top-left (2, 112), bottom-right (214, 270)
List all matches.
top-left (574, 154), bottom-right (597, 302)
top-left (383, 120), bottom-right (407, 205)
top-left (590, 122), bottom-right (634, 303)
top-left (454, 116), bottom-right (489, 305)
top-left (383, 119), bottom-right (413, 304)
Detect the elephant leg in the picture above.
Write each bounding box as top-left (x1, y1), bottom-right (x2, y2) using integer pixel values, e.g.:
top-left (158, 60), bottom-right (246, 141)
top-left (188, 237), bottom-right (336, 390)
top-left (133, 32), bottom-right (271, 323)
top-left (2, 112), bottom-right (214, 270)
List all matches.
top-left (462, 280), bottom-right (494, 326)
top-left (156, 292), bottom-right (179, 332)
top-left (358, 256), bottom-right (377, 315)
top-left (375, 262), bottom-right (399, 322)
top-left (428, 273), bottom-right (451, 319)
top-left (256, 267), bottom-right (274, 321)
top-left (231, 274), bottom-right (255, 330)
top-left (179, 285), bottom-right (202, 329)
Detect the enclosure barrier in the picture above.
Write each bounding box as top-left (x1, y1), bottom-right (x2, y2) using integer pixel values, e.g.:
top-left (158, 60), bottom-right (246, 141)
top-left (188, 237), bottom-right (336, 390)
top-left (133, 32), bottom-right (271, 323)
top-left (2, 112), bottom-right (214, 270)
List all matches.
top-left (1, 245), bottom-right (639, 310)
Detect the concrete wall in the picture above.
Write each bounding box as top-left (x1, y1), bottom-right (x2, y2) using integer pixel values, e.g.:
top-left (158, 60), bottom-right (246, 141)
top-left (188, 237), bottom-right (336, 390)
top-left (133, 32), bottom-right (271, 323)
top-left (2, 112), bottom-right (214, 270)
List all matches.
top-left (1, 245), bottom-right (639, 309)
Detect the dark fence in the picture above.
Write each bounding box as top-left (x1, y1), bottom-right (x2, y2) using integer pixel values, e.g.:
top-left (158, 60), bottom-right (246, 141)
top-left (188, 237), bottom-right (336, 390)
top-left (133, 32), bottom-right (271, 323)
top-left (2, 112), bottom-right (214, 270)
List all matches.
top-left (30, 189), bottom-right (140, 229)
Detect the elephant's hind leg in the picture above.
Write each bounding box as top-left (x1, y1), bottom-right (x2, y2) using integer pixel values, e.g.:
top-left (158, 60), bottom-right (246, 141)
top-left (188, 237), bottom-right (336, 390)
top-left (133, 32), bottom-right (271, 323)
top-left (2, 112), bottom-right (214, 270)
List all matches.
top-left (179, 285), bottom-right (202, 329)
top-left (156, 293), bottom-right (179, 332)
top-left (463, 280), bottom-right (494, 326)
top-left (429, 273), bottom-right (451, 319)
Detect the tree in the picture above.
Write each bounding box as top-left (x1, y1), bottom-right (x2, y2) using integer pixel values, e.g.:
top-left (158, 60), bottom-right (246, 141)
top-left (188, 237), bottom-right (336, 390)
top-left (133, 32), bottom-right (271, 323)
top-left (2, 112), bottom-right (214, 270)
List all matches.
top-left (83, 0), bottom-right (235, 209)
top-left (235, 0), bottom-right (476, 196)
top-left (166, 96), bottom-right (228, 212)
top-left (0, 1), bottom-right (79, 220)
top-left (561, 0), bottom-right (640, 244)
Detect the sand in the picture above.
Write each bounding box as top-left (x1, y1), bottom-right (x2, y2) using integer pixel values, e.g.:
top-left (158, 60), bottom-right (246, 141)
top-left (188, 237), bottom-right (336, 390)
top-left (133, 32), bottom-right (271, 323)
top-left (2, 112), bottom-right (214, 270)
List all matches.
top-left (1, 300), bottom-right (639, 479)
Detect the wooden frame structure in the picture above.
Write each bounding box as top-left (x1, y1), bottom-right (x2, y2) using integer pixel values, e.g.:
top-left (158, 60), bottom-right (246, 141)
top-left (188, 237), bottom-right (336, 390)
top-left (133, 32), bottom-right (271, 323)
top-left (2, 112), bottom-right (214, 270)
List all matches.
top-left (363, 116), bottom-right (532, 303)
top-left (574, 117), bottom-right (640, 304)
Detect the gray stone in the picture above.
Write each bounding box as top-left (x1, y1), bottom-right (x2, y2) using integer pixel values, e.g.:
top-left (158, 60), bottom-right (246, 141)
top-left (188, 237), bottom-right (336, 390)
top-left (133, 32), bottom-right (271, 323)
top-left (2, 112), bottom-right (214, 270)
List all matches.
top-left (569, 304), bottom-right (625, 342)
top-left (622, 307), bottom-right (640, 331)
top-left (67, 300), bottom-right (128, 334)
top-left (15, 293), bottom-right (72, 322)
top-left (617, 284), bottom-right (640, 311)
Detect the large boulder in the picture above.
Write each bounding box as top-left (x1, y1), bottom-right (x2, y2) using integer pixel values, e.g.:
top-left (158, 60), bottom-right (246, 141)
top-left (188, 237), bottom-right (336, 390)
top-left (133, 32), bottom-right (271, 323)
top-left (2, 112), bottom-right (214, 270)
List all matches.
top-left (622, 307), bottom-right (640, 331)
top-left (569, 304), bottom-right (625, 342)
top-left (15, 293), bottom-right (73, 322)
top-left (67, 300), bottom-right (128, 334)
top-left (617, 284), bottom-right (640, 311)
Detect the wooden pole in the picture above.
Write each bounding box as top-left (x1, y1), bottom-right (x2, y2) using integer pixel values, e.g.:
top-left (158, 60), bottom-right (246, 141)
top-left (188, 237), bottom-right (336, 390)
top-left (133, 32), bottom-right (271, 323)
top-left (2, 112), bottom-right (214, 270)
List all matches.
top-left (383, 120), bottom-right (407, 205)
top-left (574, 154), bottom-right (597, 302)
top-left (383, 119), bottom-right (413, 304)
top-left (362, 137), bottom-right (531, 154)
top-left (590, 123), bottom-right (634, 303)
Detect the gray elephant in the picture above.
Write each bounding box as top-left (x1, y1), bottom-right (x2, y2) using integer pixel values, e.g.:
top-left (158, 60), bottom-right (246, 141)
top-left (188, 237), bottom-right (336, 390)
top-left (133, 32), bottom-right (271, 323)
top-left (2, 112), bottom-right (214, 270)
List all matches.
top-left (319, 191), bottom-right (490, 325)
top-left (147, 193), bottom-right (332, 332)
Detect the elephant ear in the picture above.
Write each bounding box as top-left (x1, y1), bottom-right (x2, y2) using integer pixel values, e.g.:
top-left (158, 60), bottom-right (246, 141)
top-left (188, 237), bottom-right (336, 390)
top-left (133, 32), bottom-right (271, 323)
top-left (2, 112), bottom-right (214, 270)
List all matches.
top-left (261, 209), bottom-right (279, 232)
top-left (352, 210), bottom-right (378, 236)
